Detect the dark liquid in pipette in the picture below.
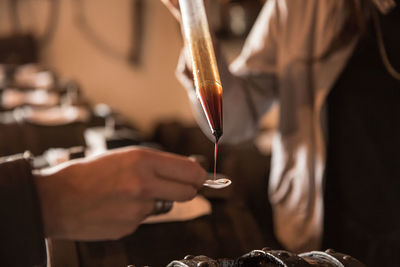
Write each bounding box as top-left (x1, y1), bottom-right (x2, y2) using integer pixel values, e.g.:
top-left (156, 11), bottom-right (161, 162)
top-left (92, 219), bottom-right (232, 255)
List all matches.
top-left (197, 82), bottom-right (223, 138)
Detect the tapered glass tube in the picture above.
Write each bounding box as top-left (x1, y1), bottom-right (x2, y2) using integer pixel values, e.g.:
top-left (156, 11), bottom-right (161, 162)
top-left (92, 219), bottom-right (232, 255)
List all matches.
top-left (179, 0), bottom-right (223, 140)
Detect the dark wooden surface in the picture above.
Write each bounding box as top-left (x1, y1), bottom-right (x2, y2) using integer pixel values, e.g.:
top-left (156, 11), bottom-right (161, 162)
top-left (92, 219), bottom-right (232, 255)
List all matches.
top-left (0, 104), bottom-right (279, 266)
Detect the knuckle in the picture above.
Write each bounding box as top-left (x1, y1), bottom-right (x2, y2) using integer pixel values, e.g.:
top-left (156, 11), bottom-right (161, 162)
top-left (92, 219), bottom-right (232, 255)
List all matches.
top-left (133, 183), bottom-right (143, 196)
top-left (128, 182), bottom-right (149, 198)
top-left (138, 181), bottom-right (152, 197)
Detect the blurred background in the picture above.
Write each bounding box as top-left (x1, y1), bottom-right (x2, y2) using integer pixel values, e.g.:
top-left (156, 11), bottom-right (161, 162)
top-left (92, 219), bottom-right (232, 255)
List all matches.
top-left (0, 0), bottom-right (272, 133)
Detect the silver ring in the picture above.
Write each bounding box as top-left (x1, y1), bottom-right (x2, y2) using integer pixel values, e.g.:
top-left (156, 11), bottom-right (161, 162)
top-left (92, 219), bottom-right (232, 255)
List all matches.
top-left (153, 200), bottom-right (173, 215)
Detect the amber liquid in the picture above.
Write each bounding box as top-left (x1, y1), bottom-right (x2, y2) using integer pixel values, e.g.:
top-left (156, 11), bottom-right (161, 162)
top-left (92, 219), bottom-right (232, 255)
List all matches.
top-left (197, 82), bottom-right (223, 140)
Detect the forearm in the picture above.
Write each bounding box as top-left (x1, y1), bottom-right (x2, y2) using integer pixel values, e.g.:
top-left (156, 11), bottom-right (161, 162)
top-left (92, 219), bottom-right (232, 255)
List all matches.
top-left (0, 154), bottom-right (46, 267)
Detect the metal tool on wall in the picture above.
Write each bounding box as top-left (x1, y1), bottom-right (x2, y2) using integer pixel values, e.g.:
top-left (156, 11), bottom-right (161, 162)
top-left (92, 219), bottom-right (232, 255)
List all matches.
top-left (128, 0), bottom-right (145, 66)
top-left (73, 0), bottom-right (146, 67)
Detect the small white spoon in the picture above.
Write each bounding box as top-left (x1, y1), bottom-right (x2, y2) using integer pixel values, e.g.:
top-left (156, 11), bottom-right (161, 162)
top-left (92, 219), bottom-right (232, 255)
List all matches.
top-left (203, 177), bottom-right (232, 189)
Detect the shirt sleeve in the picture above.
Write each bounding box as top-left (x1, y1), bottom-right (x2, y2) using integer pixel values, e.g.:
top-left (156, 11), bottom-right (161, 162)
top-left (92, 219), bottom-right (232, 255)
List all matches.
top-left (176, 0), bottom-right (279, 144)
top-left (0, 153), bottom-right (47, 267)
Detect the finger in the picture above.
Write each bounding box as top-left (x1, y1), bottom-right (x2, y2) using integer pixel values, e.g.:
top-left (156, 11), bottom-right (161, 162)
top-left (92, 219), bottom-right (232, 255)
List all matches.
top-left (135, 199), bottom-right (156, 218)
top-left (139, 175), bottom-right (198, 202)
top-left (148, 152), bottom-right (207, 188)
